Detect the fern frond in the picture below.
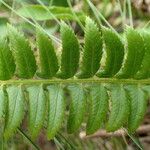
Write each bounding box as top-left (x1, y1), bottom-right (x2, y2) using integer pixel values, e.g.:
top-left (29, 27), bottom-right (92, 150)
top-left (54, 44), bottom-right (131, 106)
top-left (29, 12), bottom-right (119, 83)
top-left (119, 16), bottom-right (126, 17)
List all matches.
top-left (0, 38), bottom-right (15, 80)
top-left (116, 27), bottom-right (145, 78)
top-left (97, 27), bottom-right (124, 77)
top-left (8, 24), bottom-right (37, 78)
top-left (47, 84), bottom-right (65, 139)
top-left (67, 84), bottom-right (86, 133)
top-left (0, 23), bottom-right (149, 80)
top-left (36, 28), bottom-right (59, 78)
top-left (106, 84), bottom-right (129, 132)
top-left (0, 82), bottom-right (149, 140)
top-left (4, 85), bottom-right (25, 139)
top-left (56, 22), bottom-right (80, 79)
top-left (77, 17), bottom-right (103, 78)
top-left (125, 85), bottom-right (148, 133)
top-left (86, 84), bottom-right (108, 134)
top-left (135, 31), bottom-right (150, 79)
top-left (27, 85), bottom-right (46, 139)
top-left (0, 18), bottom-right (148, 140)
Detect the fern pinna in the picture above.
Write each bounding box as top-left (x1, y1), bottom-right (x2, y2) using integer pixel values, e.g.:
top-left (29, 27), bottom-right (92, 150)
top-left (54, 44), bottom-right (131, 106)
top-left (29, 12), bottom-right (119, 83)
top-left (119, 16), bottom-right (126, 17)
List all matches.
top-left (0, 17), bottom-right (149, 140)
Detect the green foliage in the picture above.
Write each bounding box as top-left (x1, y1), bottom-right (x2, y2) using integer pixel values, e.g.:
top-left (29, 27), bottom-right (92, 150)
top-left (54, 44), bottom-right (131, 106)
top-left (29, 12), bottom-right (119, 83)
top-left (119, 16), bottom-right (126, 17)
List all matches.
top-left (56, 22), bottom-right (80, 79)
top-left (36, 28), bottom-right (59, 78)
top-left (0, 18), bottom-right (149, 141)
top-left (97, 27), bottom-right (124, 77)
top-left (0, 38), bottom-right (15, 80)
top-left (125, 85), bottom-right (148, 133)
top-left (27, 85), bottom-right (46, 139)
top-left (0, 83), bottom-right (148, 140)
top-left (2, 20), bottom-right (149, 80)
top-left (135, 30), bottom-right (150, 79)
top-left (8, 24), bottom-right (37, 78)
top-left (67, 84), bottom-right (86, 133)
top-left (86, 84), bottom-right (108, 134)
top-left (116, 27), bottom-right (145, 78)
top-left (4, 86), bottom-right (25, 139)
top-left (17, 5), bottom-right (85, 21)
top-left (47, 85), bottom-right (65, 139)
top-left (106, 84), bottom-right (129, 131)
top-left (78, 17), bottom-right (103, 78)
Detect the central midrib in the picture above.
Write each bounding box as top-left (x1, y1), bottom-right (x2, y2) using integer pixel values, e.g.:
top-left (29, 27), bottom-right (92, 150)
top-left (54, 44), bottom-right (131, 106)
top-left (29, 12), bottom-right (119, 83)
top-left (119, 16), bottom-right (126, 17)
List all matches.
top-left (0, 78), bottom-right (149, 85)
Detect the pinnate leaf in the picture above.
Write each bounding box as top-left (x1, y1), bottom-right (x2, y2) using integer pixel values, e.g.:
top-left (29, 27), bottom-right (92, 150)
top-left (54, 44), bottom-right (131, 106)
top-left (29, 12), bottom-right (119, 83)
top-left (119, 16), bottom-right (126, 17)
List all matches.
top-left (8, 24), bottom-right (37, 78)
top-left (106, 84), bottom-right (129, 131)
top-left (135, 30), bottom-right (150, 79)
top-left (56, 22), bottom-right (80, 79)
top-left (116, 27), bottom-right (145, 78)
top-left (97, 27), bottom-right (124, 77)
top-left (78, 17), bottom-right (103, 78)
top-left (125, 85), bottom-right (148, 133)
top-left (36, 28), bottom-right (59, 78)
top-left (27, 85), bottom-right (47, 139)
top-left (4, 86), bottom-right (25, 139)
top-left (67, 84), bottom-right (86, 133)
top-left (47, 84), bottom-right (65, 139)
top-left (0, 38), bottom-right (15, 80)
top-left (86, 84), bottom-right (109, 134)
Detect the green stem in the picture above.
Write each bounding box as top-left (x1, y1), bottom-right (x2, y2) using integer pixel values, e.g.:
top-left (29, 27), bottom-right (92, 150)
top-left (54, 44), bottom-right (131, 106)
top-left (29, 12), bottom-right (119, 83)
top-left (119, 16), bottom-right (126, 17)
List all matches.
top-left (116, 0), bottom-right (124, 28)
top-left (127, 0), bottom-right (133, 27)
top-left (116, 0), bottom-right (123, 16)
top-left (0, 78), bottom-right (149, 85)
top-left (123, 0), bottom-right (127, 28)
top-left (10, 0), bottom-right (15, 19)
top-left (67, 0), bottom-right (85, 30)
top-left (85, 0), bottom-right (102, 27)
top-left (86, 0), bottom-right (119, 36)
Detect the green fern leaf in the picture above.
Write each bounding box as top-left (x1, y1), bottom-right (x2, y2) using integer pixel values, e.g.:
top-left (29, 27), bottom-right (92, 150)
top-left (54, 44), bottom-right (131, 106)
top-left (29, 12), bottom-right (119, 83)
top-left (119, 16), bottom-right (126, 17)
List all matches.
top-left (47, 84), bottom-right (65, 139)
top-left (134, 31), bottom-right (150, 79)
top-left (27, 85), bottom-right (47, 139)
top-left (0, 38), bottom-right (15, 80)
top-left (4, 85), bottom-right (25, 139)
top-left (116, 27), bottom-right (145, 78)
top-left (36, 28), bottom-right (59, 78)
top-left (97, 27), bottom-right (124, 77)
top-left (8, 24), bottom-right (36, 78)
top-left (56, 22), bottom-right (80, 79)
top-left (106, 84), bottom-right (129, 132)
top-left (86, 84), bottom-right (109, 134)
top-left (0, 17), bottom-right (148, 140)
top-left (67, 84), bottom-right (86, 133)
top-left (125, 85), bottom-right (148, 133)
top-left (78, 17), bottom-right (103, 78)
